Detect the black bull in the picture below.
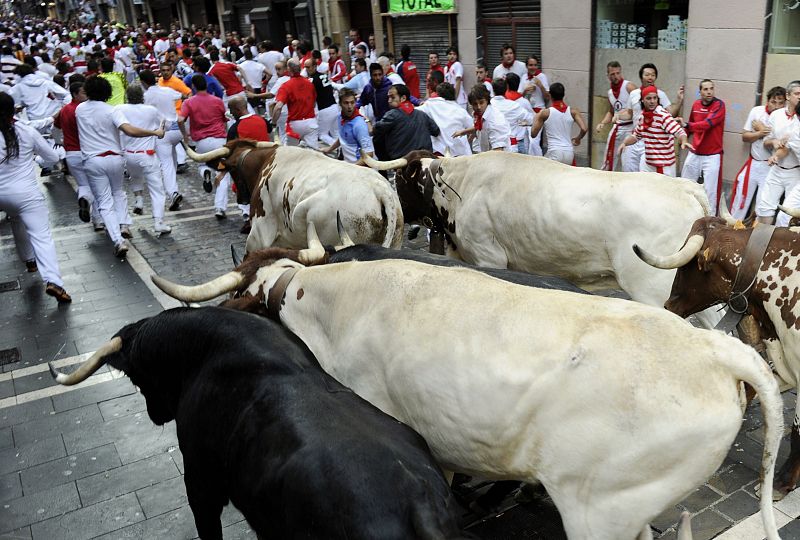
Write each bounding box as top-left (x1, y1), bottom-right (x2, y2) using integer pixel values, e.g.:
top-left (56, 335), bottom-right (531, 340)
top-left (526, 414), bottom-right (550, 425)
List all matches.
top-left (51, 308), bottom-right (467, 540)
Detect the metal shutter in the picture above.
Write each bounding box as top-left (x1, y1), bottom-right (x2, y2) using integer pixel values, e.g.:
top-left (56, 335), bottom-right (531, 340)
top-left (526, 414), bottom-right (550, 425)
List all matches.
top-left (391, 15), bottom-right (454, 97)
top-left (236, 4), bottom-right (252, 38)
top-left (478, 0), bottom-right (540, 68)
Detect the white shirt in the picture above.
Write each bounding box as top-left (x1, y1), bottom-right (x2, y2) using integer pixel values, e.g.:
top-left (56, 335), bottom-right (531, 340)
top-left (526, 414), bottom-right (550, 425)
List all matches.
top-left (769, 107), bottom-right (800, 169)
top-left (418, 97), bottom-right (473, 156)
top-left (492, 60), bottom-right (526, 81)
top-left (743, 105), bottom-right (771, 161)
top-left (258, 50), bottom-right (284, 88)
top-left (9, 74), bottom-right (68, 120)
top-left (544, 105), bottom-right (574, 151)
top-left (387, 72), bottom-right (404, 85)
top-left (239, 59), bottom-right (266, 89)
top-left (478, 104), bottom-right (511, 152)
top-left (520, 71), bottom-right (550, 110)
top-left (152, 38), bottom-right (170, 59)
top-left (0, 122), bottom-right (59, 195)
top-left (628, 88), bottom-right (671, 129)
top-left (76, 100), bottom-right (129, 158)
top-left (118, 104), bottom-right (162, 152)
top-left (444, 61), bottom-right (466, 105)
top-left (490, 95), bottom-right (533, 149)
top-left (607, 79), bottom-right (633, 122)
top-left (144, 85), bottom-right (182, 123)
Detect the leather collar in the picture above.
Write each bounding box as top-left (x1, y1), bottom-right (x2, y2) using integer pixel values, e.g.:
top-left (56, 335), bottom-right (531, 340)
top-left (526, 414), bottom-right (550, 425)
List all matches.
top-left (715, 224), bottom-right (775, 333)
top-left (266, 267), bottom-right (299, 322)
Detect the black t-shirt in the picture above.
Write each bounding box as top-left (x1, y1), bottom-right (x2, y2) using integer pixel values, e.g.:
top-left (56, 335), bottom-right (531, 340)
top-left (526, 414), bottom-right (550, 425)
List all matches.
top-left (310, 71), bottom-right (336, 110)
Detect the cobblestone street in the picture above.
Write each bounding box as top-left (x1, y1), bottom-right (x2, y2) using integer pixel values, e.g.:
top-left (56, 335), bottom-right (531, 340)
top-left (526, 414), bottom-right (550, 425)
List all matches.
top-left (2, 164), bottom-right (800, 539)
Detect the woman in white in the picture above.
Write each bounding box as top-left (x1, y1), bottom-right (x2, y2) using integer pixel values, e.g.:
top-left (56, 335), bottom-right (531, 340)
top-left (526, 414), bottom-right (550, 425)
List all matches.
top-left (76, 76), bottom-right (165, 257)
top-left (0, 93), bottom-right (71, 302)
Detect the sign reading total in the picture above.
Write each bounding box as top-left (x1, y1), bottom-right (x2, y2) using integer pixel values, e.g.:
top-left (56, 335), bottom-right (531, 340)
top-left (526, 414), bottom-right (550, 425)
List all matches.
top-left (389, 0), bottom-right (455, 13)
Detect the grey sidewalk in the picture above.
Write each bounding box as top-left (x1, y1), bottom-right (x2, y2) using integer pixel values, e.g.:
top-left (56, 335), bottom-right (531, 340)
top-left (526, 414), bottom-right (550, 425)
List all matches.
top-left (1, 167), bottom-right (799, 539)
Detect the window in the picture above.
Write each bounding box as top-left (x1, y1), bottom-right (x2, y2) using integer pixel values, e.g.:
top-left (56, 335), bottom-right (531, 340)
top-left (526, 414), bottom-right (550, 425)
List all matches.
top-left (769, 0), bottom-right (800, 53)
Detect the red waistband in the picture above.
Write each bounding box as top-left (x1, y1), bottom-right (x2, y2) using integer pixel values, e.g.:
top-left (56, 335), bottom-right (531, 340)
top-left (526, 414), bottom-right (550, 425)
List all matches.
top-left (97, 151), bottom-right (120, 157)
top-left (126, 149), bottom-right (156, 155)
top-left (510, 137), bottom-right (519, 145)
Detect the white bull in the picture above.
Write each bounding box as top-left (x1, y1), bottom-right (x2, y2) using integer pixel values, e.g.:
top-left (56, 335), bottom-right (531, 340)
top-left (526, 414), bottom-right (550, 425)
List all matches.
top-left (188, 141), bottom-right (403, 251)
top-left (152, 239), bottom-right (782, 540)
top-left (367, 152), bottom-right (716, 323)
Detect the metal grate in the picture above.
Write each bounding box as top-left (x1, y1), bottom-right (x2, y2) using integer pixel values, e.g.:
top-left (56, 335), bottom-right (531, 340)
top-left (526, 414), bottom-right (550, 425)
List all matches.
top-left (391, 15), bottom-right (455, 97)
top-left (0, 347), bottom-right (20, 367)
top-left (0, 280), bottom-right (20, 293)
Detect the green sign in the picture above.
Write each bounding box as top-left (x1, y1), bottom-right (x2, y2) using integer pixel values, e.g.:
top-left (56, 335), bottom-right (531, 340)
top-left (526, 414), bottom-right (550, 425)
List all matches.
top-left (389, 0), bottom-right (454, 13)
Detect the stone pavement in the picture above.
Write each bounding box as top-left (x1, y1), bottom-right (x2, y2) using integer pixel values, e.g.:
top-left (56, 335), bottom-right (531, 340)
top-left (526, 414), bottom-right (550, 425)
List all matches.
top-left (1, 164), bottom-right (800, 539)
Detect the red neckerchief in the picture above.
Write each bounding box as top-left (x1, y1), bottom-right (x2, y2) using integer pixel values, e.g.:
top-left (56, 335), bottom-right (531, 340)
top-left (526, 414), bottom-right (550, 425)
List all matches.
top-left (300, 52), bottom-right (312, 65)
top-left (474, 111), bottom-right (483, 131)
top-left (446, 60), bottom-right (455, 70)
top-left (289, 72), bottom-right (303, 79)
top-left (531, 69), bottom-right (542, 76)
top-left (786, 107), bottom-right (796, 120)
top-left (398, 101), bottom-right (414, 115)
top-left (505, 90), bottom-right (522, 101)
top-left (502, 60), bottom-right (514, 68)
top-left (484, 78), bottom-right (492, 84)
top-left (642, 108), bottom-right (656, 127)
top-left (551, 100), bottom-right (568, 113)
top-left (340, 107), bottom-right (362, 125)
top-left (429, 92), bottom-right (439, 98)
top-left (610, 79), bottom-right (623, 99)
top-left (288, 46), bottom-right (294, 56)
top-left (386, 66), bottom-right (395, 74)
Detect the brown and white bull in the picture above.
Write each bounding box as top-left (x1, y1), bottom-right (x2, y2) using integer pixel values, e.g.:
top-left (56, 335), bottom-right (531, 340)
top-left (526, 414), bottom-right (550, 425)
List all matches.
top-left (150, 232), bottom-right (782, 540)
top-left (364, 151), bottom-right (720, 326)
top-left (635, 205), bottom-right (800, 500)
top-left (188, 140), bottom-right (403, 252)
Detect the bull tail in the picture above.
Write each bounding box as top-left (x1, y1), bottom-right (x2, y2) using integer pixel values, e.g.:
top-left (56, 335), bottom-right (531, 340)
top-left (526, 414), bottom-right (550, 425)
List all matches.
top-left (719, 344), bottom-right (782, 540)
top-left (379, 189), bottom-right (403, 249)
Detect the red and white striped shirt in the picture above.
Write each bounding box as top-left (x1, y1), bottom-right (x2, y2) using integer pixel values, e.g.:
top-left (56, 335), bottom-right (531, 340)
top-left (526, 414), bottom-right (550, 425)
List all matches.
top-left (633, 105), bottom-right (686, 167)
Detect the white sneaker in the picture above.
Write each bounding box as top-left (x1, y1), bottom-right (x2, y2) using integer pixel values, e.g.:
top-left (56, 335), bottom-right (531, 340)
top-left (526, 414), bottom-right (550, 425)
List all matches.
top-left (153, 222), bottom-right (172, 234)
top-left (132, 195), bottom-right (144, 215)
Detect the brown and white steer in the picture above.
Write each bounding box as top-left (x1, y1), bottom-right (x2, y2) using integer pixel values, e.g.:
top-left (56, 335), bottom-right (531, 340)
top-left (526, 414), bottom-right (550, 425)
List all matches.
top-left (151, 234), bottom-right (782, 540)
top-left (635, 212), bottom-right (800, 500)
top-left (188, 141), bottom-right (403, 252)
top-left (364, 151), bottom-right (721, 327)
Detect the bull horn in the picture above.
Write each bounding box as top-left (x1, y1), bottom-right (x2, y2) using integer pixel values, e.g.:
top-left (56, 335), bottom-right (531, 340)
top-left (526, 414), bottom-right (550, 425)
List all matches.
top-left (184, 143), bottom-right (231, 163)
top-left (363, 153), bottom-right (408, 171)
top-left (298, 222), bottom-right (326, 264)
top-left (336, 211), bottom-right (355, 247)
top-left (676, 511), bottom-right (693, 540)
top-left (718, 196), bottom-right (737, 226)
top-left (150, 271), bottom-right (245, 302)
top-left (632, 234), bottom-right (705, 269)
top-left (778, 205), bottom-right (800, 218)
top-left (256, 140), bottom-right (281, 148)
top-left (231, 244), bottom-right (241, 267)
top-left (49, 337), bottom-right (122, 386)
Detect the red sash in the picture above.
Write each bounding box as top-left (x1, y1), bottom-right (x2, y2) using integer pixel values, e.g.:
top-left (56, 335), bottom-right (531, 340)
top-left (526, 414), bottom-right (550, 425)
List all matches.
top-left (731, 157), bottom-right (754, 210)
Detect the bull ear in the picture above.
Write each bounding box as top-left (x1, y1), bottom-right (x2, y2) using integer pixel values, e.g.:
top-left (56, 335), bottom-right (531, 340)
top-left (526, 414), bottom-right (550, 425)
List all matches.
top-left (697, 246), bottom-right (716, 272)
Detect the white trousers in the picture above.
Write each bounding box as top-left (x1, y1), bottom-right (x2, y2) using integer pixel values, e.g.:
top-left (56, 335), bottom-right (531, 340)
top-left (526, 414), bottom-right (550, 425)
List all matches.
top-left (317, 104), bottom-right (339, 146)
top-left (780, 180), bottom-right (800, 226)
top-left (156, 129), bottom-right (183, 196)
top-left (641, 161), bottom-right (677, 177)
top-left (623, 140), bottom-right (645, 173)
top-left (66, 151), bottom-right (101, 223)
top-left (729, 157), bottom-right (770, 221)
top-left (1, 186), bottom-right (64, 286)
top-left (757, 164), bottom-right (800, 223)
top-left (545, 147), bottom-right (573, 165)
top-left (195, 137), bottom-right (230, 211)
top-left (126, 152), bottom-right (166, 222)
top-left (84, 154), bottom-right (128, 244)
top-left (287, 118), bottom-right (319, 149)
top-left (681, 153), bottom-right (722, 216)
top-left (602, 123), bottom-right (633, 171)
